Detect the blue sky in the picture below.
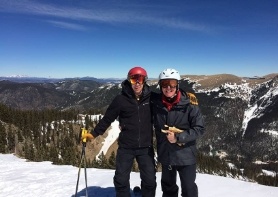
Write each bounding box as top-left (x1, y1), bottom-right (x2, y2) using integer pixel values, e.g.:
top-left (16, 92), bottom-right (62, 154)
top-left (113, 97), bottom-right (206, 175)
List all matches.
top-left (1, 0), bottom-right (277, 79)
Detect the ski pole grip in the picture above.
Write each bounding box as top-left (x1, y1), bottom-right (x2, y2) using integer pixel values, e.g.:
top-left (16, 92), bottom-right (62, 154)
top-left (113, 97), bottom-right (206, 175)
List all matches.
top-left (81, 128), bottom-right (88, 143)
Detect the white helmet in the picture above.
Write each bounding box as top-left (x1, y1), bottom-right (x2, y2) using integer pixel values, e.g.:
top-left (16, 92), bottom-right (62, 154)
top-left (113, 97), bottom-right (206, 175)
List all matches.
top-left (159, 68), bottom-right (181, 81)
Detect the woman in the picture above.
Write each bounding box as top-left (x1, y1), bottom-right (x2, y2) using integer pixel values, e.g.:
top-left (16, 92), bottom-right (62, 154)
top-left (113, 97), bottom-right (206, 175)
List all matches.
top-left (152, 68), bottom-right (205, 197)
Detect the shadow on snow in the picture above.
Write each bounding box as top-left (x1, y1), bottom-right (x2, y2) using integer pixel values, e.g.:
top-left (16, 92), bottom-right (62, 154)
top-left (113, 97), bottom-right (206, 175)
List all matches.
top-left (72, 186), bottom-right (141, 197)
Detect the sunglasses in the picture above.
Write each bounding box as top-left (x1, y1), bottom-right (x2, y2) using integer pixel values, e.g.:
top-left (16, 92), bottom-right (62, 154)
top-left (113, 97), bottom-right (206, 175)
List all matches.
top-left (160, 79), bottom-right (178, 89)
top-left (129, 75), bottom-right (146, 85)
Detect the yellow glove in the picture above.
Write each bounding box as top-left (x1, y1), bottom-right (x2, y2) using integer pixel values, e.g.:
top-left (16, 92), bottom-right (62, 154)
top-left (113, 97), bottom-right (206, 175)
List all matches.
top-left (81, 133), bottom-right (94, 141)
top-left (81, 127), bottom-right (94, 143)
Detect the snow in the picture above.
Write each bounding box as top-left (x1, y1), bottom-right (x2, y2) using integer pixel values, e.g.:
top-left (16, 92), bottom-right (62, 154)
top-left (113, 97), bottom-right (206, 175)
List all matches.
top-left (262, 170), bottom-right (277, 177)
top-left (260, 129), bottom-right (278, 136)
top-left (241, 81), bottom-right (278, 137)
top-left (192, 77), bottom-right (278, 139)
top-left (241, 103), bottom-right (258, 136)
top-left (196, 81), bottom-right (252, 101)
top-left (96, 120), bottom-right (120, 158)
top-left (0, 154), bottom-right (277, 197)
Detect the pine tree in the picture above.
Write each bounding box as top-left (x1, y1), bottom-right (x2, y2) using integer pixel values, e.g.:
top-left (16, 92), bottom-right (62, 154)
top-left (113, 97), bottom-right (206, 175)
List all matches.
top-left (50, 146), bottom-right (59, 164)
top-left (7, 124), bottom-right (15, 153)
top-left (0, 122), bottom-right (7, 153)
top-left (108, 151), bottom-right (116, 169)
top-left (92, 157), bottom-right (99, 168)
top-left (60, 135), bottom-right (76, 165)
top-left (24, 139), bottom-right (34, 161)
top-left (97, 151), bottom-right (108, 169)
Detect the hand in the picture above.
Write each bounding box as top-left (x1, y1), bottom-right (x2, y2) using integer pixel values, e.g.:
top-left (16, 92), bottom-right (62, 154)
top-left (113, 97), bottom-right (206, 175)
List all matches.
top-left (161, 125), bottom-right (183, 133)
top-left (166, 131), bottom-right (177, 144)
top-left (81, 133), bottom-right (94, 141)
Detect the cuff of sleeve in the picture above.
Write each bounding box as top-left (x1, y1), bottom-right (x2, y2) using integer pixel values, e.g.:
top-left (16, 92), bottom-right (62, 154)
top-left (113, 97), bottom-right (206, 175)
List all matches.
top-left (175, 133), bottom-right (180, 142)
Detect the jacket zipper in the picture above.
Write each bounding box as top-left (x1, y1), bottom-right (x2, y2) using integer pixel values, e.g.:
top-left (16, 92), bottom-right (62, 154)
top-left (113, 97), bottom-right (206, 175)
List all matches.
top-left (137, 104), bottom-right (141, 147)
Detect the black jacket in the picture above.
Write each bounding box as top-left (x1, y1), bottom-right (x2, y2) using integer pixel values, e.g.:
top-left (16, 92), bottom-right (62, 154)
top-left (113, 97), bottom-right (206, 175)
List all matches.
top-left (92, 80), bottom-right (153, 149)
top-left (151, 89), bottom-right (205, 166)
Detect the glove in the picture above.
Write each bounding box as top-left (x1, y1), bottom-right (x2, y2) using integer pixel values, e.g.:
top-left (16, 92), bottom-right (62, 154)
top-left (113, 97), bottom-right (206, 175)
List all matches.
top-left (81, 133), bottom-right (94, 142)
top-left (161, 125), bottom-right (183, 133)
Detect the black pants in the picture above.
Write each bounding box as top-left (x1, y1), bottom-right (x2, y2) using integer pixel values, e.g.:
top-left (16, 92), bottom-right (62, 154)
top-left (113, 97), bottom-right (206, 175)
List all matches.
top-left (161, 164), bottom-right (198, 197)
top-left (114, 147), bottom-right (157, 197)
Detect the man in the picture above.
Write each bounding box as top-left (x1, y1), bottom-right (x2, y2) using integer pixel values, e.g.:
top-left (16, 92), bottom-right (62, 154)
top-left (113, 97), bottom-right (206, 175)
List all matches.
top-left (83, 66), bottom-right (156, 197)
top-left (151, 68), bottom-right (205, 197)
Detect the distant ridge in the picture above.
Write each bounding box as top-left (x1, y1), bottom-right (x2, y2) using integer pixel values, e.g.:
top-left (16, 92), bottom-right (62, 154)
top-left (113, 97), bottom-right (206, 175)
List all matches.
top-left (0, 76), bottom-right (124, 84)
top-left (1, 73), bottom-right (277, 84)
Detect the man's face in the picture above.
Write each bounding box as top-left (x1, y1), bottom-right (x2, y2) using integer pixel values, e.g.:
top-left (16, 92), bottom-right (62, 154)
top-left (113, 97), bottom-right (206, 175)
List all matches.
top-left (132, 82), bottom-right (144, 95)
top-left (129, 74), bottom-right (145, 95)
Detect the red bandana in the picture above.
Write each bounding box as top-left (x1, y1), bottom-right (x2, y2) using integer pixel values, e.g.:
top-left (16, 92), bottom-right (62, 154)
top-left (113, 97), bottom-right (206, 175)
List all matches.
top-left (162, 91), bottom-right (181, 111)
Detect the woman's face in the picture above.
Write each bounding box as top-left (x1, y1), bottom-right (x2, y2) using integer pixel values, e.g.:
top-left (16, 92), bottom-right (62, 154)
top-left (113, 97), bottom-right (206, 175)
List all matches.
top-left (160, 79), bottom-right (178, 98)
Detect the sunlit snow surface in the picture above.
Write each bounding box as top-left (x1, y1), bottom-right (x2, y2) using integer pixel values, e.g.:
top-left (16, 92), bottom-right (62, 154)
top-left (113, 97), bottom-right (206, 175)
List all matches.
top-left (0, 154), bottom-right (277, 197)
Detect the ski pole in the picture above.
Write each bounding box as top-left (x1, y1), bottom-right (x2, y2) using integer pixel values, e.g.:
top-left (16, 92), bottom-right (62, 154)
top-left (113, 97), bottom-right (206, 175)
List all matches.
top-left (75, 128), bottom-right (89, 197)
top-left (83, 141), bottom-right (89, 197)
